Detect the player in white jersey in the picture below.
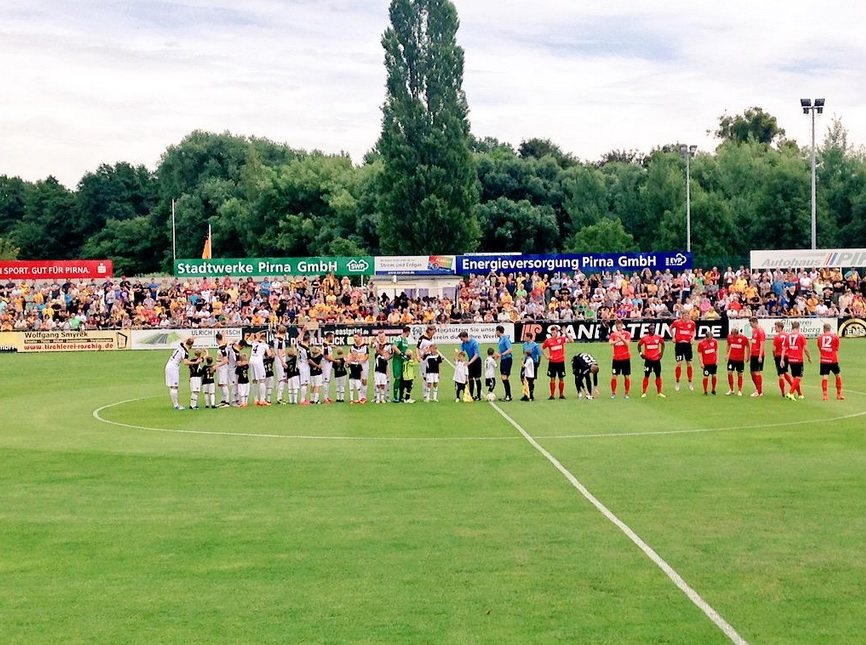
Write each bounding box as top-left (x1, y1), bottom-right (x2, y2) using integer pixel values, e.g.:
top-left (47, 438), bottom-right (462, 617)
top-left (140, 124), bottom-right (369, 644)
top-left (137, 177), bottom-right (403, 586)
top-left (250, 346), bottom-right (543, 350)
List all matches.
top-left (416, 325), bottom-right (435, 401)
top-left (321, 332), bottom-right (335, 403)
top-left (348, 333), bottom-right (369, 403)
top-left (272, 326), bottom-right (289, 404)
top-left (214, 332), bottom-right (233, 407)
top-left (249, 332), bottom-right (272, 406)
top-left (297, 332), bottom-right (312, 405)
top-left (165, 337), bottom-right (196, 410)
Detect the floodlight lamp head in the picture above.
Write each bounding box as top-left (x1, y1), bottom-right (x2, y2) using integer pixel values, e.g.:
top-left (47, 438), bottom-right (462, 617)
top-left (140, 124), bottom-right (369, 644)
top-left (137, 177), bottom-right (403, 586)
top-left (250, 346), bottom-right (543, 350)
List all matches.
top-left (814, 98), bottom-right (825, 107)
top-left (689, 144), bottom-right (698, 155)
top-left (800, 98), bottom-right (812, 108)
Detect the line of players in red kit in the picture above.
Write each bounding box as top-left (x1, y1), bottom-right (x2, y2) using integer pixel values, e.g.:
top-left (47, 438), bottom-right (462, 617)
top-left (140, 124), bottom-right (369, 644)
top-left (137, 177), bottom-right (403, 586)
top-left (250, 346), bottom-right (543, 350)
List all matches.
top-left (607, 317), bottom-right (844, 401)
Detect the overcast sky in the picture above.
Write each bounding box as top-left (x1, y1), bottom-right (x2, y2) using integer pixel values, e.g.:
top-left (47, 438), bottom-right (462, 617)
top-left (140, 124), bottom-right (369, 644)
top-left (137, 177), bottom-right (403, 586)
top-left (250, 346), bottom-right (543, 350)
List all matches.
top-left (2, 0), bottom-right (865, 188)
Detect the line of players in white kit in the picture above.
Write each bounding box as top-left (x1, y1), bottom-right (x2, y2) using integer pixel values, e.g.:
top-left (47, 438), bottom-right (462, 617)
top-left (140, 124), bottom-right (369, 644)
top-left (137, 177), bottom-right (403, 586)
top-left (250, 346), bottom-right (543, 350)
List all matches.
top-left (164, 325), bottom-right (461, 410)
top-left (163, 318), bottom-right (845, 410)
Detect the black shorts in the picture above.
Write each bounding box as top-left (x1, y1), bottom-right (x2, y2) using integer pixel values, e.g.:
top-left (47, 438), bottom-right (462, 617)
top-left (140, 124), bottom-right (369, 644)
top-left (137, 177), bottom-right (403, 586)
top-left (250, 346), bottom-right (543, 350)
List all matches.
top-left (468, 360), bottom-right (482, 379)
top-left (774, 356), bottom-right (788, 375)
top-left (643, 359), bottom-right (662, 377)
top-left (675, 342), bottom-right (693, 362)
top-left (612, 359), bottom-right (631, 376)
top-left (547, 361), bottom-right (566, 379)
top-left (500, 357), bottom-right (513, 377)
top-left (749, 356), bottom-right (764, 372)
top-left (727, 360), bottom-right (745, 373)
top-left (788, 362), bottom-right (804, 378)
top-left (702, 364), bottom-right (718, 376)
top-left (819, 362), bottom-right (840, 376)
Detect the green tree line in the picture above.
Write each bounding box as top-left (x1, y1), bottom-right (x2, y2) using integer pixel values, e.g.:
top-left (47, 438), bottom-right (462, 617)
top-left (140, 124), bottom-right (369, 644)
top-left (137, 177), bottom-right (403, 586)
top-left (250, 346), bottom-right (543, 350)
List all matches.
top-left (1, 115), bottom-right (865, 275)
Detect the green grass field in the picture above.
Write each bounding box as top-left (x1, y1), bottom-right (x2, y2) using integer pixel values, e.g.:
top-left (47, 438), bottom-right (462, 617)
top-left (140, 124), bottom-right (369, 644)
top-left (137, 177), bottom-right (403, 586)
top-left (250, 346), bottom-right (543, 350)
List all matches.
top-left (2, 341), bottom-right (865, 644)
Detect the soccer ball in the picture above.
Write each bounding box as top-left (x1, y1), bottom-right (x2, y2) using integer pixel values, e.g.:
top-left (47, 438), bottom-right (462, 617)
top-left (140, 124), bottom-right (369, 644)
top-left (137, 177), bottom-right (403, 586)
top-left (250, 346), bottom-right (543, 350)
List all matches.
top-left (486, 392), bottom-right (497, 402)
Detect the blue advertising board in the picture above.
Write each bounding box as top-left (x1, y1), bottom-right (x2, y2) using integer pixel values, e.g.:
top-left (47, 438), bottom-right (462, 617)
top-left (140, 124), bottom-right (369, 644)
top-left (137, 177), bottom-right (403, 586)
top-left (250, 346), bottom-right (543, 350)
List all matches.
top-left (456, 252), bottom-right (692, 275)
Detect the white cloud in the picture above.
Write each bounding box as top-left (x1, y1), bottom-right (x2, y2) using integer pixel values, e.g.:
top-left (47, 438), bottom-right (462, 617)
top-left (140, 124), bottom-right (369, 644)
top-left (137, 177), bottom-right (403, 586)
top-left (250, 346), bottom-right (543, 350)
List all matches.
top-left (1, 0), bottom-right (865, 187)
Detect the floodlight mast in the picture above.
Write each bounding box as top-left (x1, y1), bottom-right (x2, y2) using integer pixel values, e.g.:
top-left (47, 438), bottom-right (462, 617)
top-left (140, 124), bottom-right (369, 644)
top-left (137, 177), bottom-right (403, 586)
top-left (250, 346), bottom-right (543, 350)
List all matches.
top-left (679, 144), bottom-right (697, 253)
top-left (801, 98), bottom-right (825, 250)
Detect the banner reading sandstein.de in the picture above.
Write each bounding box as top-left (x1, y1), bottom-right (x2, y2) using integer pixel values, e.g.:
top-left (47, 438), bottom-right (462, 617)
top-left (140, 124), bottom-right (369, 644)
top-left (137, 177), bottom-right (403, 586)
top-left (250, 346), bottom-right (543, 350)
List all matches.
top-left (174, 257), bottom-right (374, 277)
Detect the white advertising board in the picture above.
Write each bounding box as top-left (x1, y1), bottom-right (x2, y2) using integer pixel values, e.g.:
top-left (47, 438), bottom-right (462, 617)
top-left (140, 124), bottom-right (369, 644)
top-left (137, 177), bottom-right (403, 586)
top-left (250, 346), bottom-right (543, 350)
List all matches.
top-left (130, 328), bottom-right (243, 350)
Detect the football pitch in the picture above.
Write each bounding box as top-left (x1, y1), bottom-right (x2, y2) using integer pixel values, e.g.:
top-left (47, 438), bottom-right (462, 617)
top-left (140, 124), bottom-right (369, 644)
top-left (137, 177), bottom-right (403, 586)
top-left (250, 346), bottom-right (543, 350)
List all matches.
top-left (2, 342), bottom-right (865, 644)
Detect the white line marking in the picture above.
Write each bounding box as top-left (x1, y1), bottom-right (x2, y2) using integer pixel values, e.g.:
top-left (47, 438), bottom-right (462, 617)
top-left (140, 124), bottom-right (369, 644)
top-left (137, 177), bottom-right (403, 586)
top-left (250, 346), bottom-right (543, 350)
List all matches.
top-left (92, 398), bottom-right (514, 442)
top-left (534, 408), bottom-right (866, 439)
top-left (93, 394), bottom-right (865, 444)
top-left (489, 401), bottom-right (750, 645)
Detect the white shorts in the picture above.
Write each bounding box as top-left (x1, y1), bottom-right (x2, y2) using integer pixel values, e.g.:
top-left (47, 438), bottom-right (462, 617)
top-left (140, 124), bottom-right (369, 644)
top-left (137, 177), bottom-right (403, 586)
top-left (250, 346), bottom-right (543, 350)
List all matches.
top-left (217, 366), bottom-right (230, 386)
top-left (349, 378), bottom-right (362, 391)
top-left (203, 383), bottom-right (215, 395)
top-left (165, 363), bottom-right (180, 388)
top-left (250, 359), bottom-right (266, 381)
top-left (374, 372), bottom-right (388, 387)
top-left (266, 376), bottom-right (274, 389)
top-left (287, 376), bottom-right (300, 390)
top-left (322, 362), bottom-right (332, 382)
top-left (274, 361), bottom-right (286, 381)
top-left (237, 383), bottom-right (250, 398)
top-left (299, 364), bottom-right (311, 385)
top-left (310, 374), bottom-right (323, 387)
top-left (189, 376), bottom-right (202, 393)
top-left (425, 373), bottom-right (440, 384)
top-left (361, 362), bottom-right (369, 382)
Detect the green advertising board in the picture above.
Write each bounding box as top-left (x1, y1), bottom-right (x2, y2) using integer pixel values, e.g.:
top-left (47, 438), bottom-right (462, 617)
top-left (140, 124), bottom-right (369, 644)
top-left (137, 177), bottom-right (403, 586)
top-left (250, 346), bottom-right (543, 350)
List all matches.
top-left (174, 257), bottom-right (374, 277)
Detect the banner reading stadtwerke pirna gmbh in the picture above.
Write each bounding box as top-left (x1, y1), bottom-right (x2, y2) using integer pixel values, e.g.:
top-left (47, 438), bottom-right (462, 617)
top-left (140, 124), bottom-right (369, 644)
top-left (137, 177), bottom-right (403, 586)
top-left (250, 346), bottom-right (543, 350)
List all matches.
top-left (174, 257), bottom-right (374, 277)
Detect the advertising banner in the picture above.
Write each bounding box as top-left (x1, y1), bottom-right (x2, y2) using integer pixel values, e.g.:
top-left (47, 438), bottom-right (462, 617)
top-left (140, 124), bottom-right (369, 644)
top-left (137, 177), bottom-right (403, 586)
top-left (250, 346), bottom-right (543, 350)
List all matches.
top-left (750, 248), bottom-right (866, 269)
top-left (0, 332), bottom-right (21, 352)
top-left (0, 260), bottom-right (113, 281)
top-left (515, 319), bottom-right (728, 344)
top-left (408, 322), bottom-right (513, 345)
top-left (747, 317), bottom-right (838, 339)
top-left (240, 323), bottom-right (515, 347)
top-left (130, 328), bottom-right (243, 351)
top-left (456, 252), bottom-right (692, 275)
top-left (174, 257), bottom-right (374, 278)
top-left (374, 255), bottom-right (456, 275)
top-left (5, 330), bottom-right (127, 352)
top-left (838, 318), bottom-right (866, 338)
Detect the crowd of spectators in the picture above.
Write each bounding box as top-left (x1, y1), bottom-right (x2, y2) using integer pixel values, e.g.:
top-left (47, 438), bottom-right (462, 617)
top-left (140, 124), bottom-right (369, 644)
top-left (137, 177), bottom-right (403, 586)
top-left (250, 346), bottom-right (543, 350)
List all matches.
top-left (2, 266), bottom-right (866, 332)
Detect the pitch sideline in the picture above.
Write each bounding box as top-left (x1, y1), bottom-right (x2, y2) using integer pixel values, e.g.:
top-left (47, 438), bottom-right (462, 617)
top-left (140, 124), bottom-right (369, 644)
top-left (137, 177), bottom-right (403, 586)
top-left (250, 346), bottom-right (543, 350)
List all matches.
top-left (490, 399), bottom-right (751, 645)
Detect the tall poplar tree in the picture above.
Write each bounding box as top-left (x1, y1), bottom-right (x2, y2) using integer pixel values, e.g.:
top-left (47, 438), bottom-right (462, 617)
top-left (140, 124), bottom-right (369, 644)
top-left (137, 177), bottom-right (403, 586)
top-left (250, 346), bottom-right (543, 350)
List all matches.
top-left (376, 0), bottom-right (480, 254)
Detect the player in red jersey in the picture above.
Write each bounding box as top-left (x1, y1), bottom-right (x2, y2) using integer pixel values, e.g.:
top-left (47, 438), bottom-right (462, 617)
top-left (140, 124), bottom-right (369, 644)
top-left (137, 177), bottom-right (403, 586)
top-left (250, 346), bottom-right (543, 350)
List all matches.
top-left (784, 321), bottom-right (811, 400)
top-left (637, 324), bottom-right (666, 398)
top-left (816, 323), bottom-right (844, 400)
top-left (670, 317), bottom-right (697, 391)
top-left (542, 325), bottom-right (568, 399)
top-left (725, 327), bottom-right (750, 396)
top-left (608, 319), bottom-right (632, 399)
top-left (772, 320), bottom-right (793, 397)
top-left (748, 316), bottom-right (767, 397)
top-left (697, 334), bottom-right (720, 395)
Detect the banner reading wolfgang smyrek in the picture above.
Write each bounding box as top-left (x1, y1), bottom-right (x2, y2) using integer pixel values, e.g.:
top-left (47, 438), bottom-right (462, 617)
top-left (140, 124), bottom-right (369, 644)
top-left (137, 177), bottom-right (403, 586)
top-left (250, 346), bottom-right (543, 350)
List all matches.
top-left (456, 252), bottom-right (692, 275)
top-left (0, 260), bottom-right (113, 281)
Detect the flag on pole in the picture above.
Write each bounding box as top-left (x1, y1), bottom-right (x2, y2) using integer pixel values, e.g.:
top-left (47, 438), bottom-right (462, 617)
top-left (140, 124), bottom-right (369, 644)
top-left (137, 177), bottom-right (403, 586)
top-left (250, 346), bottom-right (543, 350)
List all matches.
top-left (201, 225), bottom-right (212, 259)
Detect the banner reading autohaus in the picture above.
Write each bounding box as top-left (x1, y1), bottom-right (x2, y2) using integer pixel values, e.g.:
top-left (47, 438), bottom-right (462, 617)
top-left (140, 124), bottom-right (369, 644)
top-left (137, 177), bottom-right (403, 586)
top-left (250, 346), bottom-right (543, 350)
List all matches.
top-left (174, 257), bottom-right (374, 277)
